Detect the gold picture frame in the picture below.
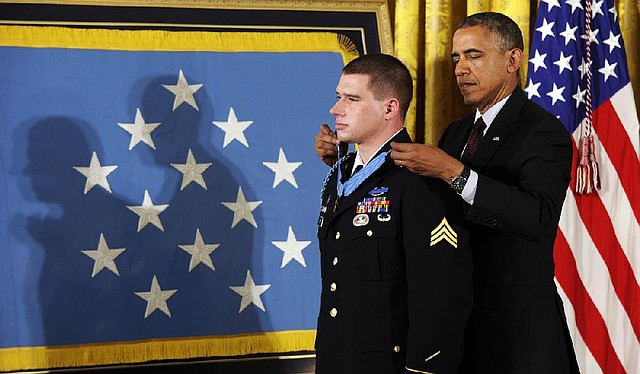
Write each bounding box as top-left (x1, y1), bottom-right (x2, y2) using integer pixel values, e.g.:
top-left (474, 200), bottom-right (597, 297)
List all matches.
top-left (0, 0), bottom-right (393, 55)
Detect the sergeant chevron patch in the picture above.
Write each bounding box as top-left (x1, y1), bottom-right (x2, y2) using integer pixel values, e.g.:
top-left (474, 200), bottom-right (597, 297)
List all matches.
top-left (430, 217), bottom-right (457, 248)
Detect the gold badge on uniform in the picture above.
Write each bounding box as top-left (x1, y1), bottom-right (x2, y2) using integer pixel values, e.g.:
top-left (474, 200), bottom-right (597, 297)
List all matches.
top-left (430, 217), bottom-right (457, 248)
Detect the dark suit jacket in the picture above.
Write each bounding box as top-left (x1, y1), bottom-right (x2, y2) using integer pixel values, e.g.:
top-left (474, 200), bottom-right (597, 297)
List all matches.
top-left (438, 87), bottom-right (580, 373)
top-left (315, 129), bottom-right (473, 374)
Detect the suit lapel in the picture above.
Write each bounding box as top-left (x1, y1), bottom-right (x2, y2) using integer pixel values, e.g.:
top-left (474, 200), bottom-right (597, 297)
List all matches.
top-left (441, 115), bottom-right (474, 159)
top-left (468, 87), bottom-right (526, 166)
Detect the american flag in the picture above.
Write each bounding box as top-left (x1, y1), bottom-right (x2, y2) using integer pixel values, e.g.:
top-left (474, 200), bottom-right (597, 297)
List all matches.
top-left (526, 0), bottom-right (640, 372)
top-left (0, 26), bottom-right (342, 370)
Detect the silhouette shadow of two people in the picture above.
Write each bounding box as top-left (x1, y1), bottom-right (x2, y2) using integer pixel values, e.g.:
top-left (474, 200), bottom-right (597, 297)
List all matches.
top-left (19, 73), bottom-right (266, 351)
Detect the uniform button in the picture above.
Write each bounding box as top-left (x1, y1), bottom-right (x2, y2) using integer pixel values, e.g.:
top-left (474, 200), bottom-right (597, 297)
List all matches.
top-left (366, 230), bottom-right (373, 237)
top-left (393, 345), bottom-right (401, 353)
top-left (333, 257), bottom-right (339, 266)
top-left (330, 308), bottom-right (338, 317)
top-left (335, 231), bottom-right (341, 239)
top-left (330, 283), bottom-right (337, 292)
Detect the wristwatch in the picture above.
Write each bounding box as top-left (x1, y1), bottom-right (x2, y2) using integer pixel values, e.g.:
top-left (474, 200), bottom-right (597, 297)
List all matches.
top-left (450, 165), bottom-right (470, 194)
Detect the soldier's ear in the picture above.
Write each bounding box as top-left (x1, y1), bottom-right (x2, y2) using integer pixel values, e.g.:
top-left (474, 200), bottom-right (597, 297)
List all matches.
top-left (384, 98), bottom-right (400, 119)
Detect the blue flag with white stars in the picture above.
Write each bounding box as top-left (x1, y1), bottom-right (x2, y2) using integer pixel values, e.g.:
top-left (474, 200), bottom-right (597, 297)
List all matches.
top-left (0, 26), bottom-right (351, 370)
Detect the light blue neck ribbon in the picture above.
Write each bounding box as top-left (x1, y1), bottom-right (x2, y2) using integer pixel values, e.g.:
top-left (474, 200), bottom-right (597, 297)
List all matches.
top-left (337, 150), bottom-right (389, 198)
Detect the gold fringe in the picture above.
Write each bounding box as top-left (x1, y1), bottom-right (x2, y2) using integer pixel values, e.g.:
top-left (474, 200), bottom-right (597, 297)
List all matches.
top-left (0, 25), bottom-right (359, 65)
top-left (0, 330), bottom-right (316, 372)
top-left (337, 33), bottom-right (359, 63)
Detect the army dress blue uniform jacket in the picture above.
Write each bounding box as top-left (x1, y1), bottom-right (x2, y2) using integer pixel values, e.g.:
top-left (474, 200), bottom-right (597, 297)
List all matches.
top-left (315, 129), bottom-right (473, 374)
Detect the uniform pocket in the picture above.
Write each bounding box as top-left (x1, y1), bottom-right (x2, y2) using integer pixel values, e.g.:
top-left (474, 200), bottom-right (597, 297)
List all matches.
top-left (354, 318), bottom-right (408, 353)
top-left (346, 222), bottom-right (399, 280)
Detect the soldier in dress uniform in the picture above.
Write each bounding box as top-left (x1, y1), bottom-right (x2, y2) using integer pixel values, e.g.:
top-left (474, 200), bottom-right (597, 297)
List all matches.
top-left (314, 53), bottom-right (473, 374)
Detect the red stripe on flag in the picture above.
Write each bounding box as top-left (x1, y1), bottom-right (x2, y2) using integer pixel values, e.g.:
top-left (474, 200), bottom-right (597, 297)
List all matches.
top-left (554, 229), bottom-right (625, 373)
top-left (592, 100), bottom-right (640, 222)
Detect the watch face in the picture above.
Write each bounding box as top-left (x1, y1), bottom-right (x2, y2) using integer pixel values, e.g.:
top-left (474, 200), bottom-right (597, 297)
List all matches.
top-left (451, 166), bottom-right (469, 194)
top-left (452, 176), bottom-right (467, 193)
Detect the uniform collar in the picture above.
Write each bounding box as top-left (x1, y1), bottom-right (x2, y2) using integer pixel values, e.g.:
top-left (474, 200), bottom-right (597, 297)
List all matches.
top-left (352, 127), bottom-right (404, 174)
